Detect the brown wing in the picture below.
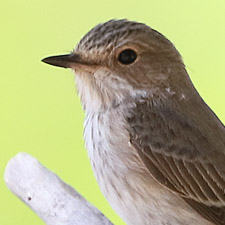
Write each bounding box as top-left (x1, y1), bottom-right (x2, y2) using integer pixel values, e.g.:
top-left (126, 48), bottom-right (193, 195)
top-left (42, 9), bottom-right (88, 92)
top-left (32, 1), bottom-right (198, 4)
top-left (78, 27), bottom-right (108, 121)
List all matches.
top-left (127, 99), bottom-right (225, 225)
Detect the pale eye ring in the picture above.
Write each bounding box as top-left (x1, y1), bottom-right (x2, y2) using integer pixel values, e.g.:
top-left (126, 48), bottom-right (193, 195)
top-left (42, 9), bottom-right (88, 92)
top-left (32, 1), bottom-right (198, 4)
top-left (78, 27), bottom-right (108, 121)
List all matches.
top-left (118, 49), bottom-right (137, 65)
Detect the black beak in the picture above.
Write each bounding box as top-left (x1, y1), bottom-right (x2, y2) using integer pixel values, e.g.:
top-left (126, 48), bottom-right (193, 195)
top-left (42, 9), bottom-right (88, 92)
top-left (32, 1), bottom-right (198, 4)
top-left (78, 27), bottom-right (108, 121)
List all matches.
top-left (42, 53), bottom-right (81, 68)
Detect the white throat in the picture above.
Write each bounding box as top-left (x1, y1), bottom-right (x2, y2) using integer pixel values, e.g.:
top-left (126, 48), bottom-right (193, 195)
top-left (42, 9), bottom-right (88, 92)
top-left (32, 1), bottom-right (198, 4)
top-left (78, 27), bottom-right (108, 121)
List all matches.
top-left (75, 69), bottom-right (149, 113)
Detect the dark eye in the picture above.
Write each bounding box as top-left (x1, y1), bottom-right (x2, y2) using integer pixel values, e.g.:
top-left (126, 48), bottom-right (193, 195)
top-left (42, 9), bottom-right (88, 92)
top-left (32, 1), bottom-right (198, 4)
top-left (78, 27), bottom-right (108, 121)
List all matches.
top-left (118, 49), bottom-right (137, 65)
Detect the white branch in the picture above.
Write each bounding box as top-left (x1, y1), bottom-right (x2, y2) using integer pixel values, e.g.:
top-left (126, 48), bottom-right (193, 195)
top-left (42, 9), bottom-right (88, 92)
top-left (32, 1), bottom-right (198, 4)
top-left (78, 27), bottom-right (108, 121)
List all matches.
top-left (4, 153), bottom-right (113, 225)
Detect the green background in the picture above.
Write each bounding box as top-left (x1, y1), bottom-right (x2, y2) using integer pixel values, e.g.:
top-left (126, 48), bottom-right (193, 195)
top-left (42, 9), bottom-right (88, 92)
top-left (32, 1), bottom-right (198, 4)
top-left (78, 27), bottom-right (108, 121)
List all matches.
top-left (1, 0), bottom-right (225, 224)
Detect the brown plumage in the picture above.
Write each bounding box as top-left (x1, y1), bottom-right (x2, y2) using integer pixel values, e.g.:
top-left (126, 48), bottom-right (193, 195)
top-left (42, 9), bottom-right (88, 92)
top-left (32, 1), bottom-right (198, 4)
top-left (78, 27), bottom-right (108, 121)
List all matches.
top-left (128, 97), bottom-right (225, 224)
top-left (42, 19), bottom-right (225, 225)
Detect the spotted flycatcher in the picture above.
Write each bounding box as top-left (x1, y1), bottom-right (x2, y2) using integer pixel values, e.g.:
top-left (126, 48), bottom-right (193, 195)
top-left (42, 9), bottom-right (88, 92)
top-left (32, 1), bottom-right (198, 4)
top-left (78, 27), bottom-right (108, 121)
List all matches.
top-left (42, 19), bottom-right (225, 225)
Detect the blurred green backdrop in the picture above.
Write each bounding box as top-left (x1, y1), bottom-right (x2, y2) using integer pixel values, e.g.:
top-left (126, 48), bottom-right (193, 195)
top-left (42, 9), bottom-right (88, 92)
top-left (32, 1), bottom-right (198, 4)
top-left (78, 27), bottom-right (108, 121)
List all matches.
top-left (1, 0), bottom-right (225, 224)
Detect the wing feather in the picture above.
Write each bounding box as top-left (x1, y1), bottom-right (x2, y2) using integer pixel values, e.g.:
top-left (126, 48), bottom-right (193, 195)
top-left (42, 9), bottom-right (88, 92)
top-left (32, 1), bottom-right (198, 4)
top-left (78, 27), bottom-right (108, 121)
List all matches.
top-left (127, 98), bottom-right (225, 224)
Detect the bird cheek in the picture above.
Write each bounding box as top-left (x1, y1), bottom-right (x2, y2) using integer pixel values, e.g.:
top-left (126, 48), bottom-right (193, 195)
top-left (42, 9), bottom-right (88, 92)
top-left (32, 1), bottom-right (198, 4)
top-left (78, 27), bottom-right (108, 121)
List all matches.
top-left (71, 64), bottom-right (96, 74)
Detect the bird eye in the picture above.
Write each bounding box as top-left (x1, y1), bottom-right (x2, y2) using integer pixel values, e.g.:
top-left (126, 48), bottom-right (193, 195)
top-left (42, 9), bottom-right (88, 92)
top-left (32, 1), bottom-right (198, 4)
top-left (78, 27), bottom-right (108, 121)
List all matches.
top-left (118, 49), bottom-right (137, 65)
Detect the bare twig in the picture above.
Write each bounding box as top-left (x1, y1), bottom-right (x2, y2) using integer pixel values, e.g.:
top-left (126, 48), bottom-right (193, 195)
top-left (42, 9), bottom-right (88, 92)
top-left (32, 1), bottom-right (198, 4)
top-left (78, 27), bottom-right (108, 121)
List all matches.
top-left (4, 153), bottom-right (113, 225)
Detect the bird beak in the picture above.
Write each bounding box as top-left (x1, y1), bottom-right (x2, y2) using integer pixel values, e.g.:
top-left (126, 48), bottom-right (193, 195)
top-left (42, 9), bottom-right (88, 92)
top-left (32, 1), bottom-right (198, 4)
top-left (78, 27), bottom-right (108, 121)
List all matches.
top-left (42, 53), bottom-right (81, 69)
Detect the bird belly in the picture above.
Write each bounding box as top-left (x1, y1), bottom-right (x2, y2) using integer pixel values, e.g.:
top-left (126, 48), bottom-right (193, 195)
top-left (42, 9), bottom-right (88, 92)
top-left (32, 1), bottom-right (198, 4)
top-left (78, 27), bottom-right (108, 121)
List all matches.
top-left (83, 112), bottom-right (213, 225)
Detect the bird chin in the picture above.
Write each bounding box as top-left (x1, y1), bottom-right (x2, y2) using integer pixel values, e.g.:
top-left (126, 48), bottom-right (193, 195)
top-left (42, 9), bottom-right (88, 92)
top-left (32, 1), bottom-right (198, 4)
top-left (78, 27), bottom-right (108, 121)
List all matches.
top-left (74, 68), bottom-right (151, 113)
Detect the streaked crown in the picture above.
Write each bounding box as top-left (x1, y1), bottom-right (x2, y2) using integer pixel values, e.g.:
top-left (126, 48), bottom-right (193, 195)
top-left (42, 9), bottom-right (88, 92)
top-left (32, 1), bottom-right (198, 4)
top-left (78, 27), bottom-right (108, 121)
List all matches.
top-left (76, 19), bottom-right (166, 54)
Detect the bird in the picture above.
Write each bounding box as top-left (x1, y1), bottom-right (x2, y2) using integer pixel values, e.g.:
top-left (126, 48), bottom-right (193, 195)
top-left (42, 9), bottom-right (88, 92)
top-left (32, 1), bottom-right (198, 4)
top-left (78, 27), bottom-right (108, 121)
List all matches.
top-left (42, 19), bottom-right (225, 225)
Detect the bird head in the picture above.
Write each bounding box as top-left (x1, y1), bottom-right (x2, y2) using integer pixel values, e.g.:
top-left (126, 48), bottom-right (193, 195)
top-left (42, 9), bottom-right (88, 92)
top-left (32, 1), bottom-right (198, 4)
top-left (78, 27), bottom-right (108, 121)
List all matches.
top-left (42, 19), bottom-right (189, 112)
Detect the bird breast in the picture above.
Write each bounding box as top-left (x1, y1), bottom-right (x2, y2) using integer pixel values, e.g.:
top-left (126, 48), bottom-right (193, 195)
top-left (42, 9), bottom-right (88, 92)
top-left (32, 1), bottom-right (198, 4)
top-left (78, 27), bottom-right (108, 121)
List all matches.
top-left (83, 106), bottom-right (213, 225)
